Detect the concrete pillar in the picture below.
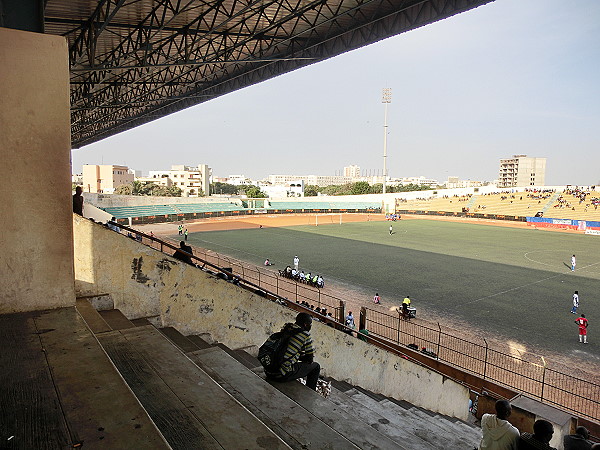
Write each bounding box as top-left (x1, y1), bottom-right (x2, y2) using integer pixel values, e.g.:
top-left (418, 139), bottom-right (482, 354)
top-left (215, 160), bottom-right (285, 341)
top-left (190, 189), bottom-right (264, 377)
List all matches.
top-left (0, 27), bottom-right (75, 313)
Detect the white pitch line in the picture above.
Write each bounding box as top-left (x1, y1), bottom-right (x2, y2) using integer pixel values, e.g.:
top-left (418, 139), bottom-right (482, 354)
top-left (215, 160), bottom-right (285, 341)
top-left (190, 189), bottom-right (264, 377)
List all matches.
top-left (523, 250), bottom-right (558, 267)
top-left (462, 260), bottom-right (600, 307)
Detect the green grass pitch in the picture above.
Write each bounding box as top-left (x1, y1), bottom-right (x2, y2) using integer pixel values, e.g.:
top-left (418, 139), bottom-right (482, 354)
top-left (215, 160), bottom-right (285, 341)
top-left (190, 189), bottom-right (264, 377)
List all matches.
top-left (183, 219), bottom-right (599, 362)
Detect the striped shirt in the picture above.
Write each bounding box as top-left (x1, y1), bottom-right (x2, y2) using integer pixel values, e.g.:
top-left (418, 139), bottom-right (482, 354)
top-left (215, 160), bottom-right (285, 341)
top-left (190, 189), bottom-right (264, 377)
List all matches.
top-left (279, 325), bottom-right (314, 376)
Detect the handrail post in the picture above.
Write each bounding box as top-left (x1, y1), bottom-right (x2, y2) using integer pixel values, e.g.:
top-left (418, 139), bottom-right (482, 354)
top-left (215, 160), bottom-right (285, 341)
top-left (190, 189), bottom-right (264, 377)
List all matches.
top-left (359, 307), bottom-right (366, 331)
top-left (437, 322), bottom-right (442, 357)
top-left (276, 275), bottom-right (279, 295)
top-left (318, 290), bottom-right (321, 308)
top-left (540, 356), bottom-right (547, 400)
top-left (483, 338), bottom-right (488, 380)
top-left (339, 300), bottom-right (345, 325)
top-left (397, 310), bottom-right (401, 344)
top-left (295, 282), bottom-right (298, 302)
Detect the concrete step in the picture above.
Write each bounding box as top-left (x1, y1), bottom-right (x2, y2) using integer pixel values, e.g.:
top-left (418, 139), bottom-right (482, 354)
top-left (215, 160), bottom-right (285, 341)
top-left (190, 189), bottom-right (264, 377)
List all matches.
top-left (189, 346), bottom-right (361, 450)
top-left (402, 404), bottom-right (480, 443)
top-left (272, 378), bottom-right (408, 449)
top-left (215, 344), bottom-right (261, 370)
top-left (131, 317), bottom-right (152, 327)
top-left (187, 334), bottom-right (213, 350)
top-left (98, 309), bottom-right (136, 330)
top-left (326, 386), bottom-right (437, 450)
top-left (158, 326), bottom-right (201, 353)
top-left (76, 298), bottom-right (111, 333)
top-left (98, 325), bottom-right (288, 450)
top-left (0, 307), bottom-right (168, 449)
top-left (380, 398), bottom-right (477, 450)
top-left (345, 388), bottom-right (464, 449)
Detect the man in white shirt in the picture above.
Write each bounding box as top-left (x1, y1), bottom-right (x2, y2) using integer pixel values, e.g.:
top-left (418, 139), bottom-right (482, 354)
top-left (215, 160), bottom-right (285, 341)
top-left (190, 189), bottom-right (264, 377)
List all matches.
top-left (571, 291), bottom-right (579, 314)
top-left (293, 255), bottom-right (299, 271)
top-left (479, 400), bottom-right (519, 450)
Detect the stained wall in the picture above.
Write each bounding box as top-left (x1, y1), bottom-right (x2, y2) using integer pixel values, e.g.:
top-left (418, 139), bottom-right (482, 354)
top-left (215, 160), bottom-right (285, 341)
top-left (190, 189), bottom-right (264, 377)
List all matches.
top-left (0, 28), bottom-right (74, 313)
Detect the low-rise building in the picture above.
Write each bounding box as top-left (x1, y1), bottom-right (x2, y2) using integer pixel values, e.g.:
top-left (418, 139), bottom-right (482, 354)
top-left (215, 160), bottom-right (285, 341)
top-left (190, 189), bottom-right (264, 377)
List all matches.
top-left (148, 164), bottom-right (211, 197)
top-left (82, 164), bottom-right (134, 193)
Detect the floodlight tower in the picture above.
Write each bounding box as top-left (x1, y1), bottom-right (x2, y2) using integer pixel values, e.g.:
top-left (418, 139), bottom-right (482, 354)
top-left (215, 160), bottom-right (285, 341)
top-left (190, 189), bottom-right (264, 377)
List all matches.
top-left (382, 88), bottom-right (392, 194)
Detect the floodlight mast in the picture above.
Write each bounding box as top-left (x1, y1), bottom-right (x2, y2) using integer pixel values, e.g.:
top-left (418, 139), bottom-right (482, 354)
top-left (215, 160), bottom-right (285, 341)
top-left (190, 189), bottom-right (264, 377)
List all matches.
top-left (382, 88), bottom-right (392, 194)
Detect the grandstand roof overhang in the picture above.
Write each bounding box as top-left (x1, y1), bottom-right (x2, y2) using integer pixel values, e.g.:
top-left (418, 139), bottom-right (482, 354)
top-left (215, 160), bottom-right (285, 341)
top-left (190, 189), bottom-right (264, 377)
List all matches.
top-left (34, 0), bottom-right (493, 147)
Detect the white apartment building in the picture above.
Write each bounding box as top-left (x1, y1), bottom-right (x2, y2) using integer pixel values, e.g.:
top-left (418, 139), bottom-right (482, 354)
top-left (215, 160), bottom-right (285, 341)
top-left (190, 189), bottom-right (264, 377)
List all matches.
top-left (445, 177), bottom-right (484, 189)
top-left (498, 155), bottom-right (546, 188)
top-left (401, 176), bottom-right (439, 187)
top-left (82, 164), bottom-right (134, 193)
top-left (268, 174), bottom-right (353, 187)
top-left (148, 164), bottom-right (211, 197)
top-left (343, 165), bottom-right (361, 178)
top-left (227, 175), bottom-right (253, 186)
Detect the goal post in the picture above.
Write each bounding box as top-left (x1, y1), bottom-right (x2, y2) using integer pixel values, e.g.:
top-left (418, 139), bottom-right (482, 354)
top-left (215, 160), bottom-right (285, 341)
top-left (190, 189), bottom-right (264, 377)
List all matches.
top-left (314, 213), bottom-right (343, 226)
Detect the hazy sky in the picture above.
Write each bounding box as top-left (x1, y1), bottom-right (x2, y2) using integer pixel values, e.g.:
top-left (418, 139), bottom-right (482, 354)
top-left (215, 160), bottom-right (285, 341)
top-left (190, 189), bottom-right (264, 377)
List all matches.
top-left (72, 0), bottom-right (600, 185)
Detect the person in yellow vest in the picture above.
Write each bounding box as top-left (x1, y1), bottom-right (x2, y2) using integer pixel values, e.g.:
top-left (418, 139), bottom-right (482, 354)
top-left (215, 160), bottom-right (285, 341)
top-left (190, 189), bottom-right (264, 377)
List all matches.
top-left (402, 296), bottom-right (411, 319)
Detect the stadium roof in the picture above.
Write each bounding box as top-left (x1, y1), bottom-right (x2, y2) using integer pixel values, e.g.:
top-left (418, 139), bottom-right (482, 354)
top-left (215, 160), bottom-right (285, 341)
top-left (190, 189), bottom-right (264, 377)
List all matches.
top-left (39, 0), bottom-right (494, 147)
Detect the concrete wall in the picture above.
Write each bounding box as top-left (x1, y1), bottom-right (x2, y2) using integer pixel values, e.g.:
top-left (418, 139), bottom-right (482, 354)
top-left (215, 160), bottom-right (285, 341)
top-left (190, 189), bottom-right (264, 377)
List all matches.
top-left (0, 28), bottom-right (75, 313)
top-left (72, 215), bottom-right (470, 419)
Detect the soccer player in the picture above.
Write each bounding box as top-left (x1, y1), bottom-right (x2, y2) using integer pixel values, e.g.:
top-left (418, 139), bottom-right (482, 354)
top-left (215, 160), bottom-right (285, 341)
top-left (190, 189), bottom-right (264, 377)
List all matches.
top-left (575, 314), bottom-right (588, 344)
top-left (571, 254), bottom-right (576, 272)
top-left (389, 225), bottom-right (393, 235)
top-left (571, 291), bottom-right (579, 314)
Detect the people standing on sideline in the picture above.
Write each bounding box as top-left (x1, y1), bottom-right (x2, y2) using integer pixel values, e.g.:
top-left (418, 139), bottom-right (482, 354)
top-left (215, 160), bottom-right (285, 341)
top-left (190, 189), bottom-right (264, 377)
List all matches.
top-left (72, 186), bottom-right (84, 216)
top-left (345, 311), bottom-right (355, 329)
top-left (479, 399), bottom-right (519, 450)
top-left (293, 255), bottom-right (299, 271)
top-left (571, 254), bottom-right (576, 271)
top-left (389, 224), bottom-right (393, 235)
top-left (373, 293), bottom-right (381, 304)
top-left (184, 228), bottom-right (188, 241)
top-left (268, 313), bottom-right (321, 390)
top-left (571, 291), bottom-right (579, 314)
top-left (575, 314), bottom-right (588, 344)
top-left (178, 224), bottom-right (183, 235)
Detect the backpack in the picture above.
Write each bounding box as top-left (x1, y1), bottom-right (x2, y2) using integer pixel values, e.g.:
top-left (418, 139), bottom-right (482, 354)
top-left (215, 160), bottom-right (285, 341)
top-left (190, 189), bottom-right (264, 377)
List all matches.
top-left (258, 328), bottom-right (300, 376)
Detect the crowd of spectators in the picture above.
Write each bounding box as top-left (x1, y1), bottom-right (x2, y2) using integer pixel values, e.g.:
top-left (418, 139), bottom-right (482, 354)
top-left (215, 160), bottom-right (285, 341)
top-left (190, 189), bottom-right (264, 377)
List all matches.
top-left (558, 186), bottom-right (600, 211)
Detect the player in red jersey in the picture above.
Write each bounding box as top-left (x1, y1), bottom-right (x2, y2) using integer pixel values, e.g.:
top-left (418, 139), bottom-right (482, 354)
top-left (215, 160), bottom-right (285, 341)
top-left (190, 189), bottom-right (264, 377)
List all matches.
top-left (575, 314), bottom-right (588, 344)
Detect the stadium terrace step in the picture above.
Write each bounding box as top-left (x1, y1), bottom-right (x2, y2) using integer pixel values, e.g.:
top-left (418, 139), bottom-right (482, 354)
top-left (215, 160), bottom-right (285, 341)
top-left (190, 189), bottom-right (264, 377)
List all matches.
top-left (98, 309), bottom-right (136, 330)
top-left (0, 307), bottom-right (168, 449)
top-left (157, 326), bottom-right (203, 353)
top-left (271, 378), bottom-right (406, 449)
top-left (326, 386), bottom-right (436, 450)
top-left (75, 298), bottom-right (112, 333)
top-left (345, 388), bottom-right (478, 450)
top-left (186, 333), bottom-right (214, 350)
top-left (189, 346), bottom-right (361, 449)
top-left (381, 400), bottom-right (480, 449)
top-left (97, 325), bottom-right (288, 450)
top-left (130, 317), bottom-right (153, 327)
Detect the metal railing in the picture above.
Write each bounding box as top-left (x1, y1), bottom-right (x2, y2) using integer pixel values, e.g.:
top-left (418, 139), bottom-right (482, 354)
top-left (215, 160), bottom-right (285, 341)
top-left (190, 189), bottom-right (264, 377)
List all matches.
top-left (111, 221), bottom-right (599, 422)
top-left (364, 308), bottom-right (600, 421)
